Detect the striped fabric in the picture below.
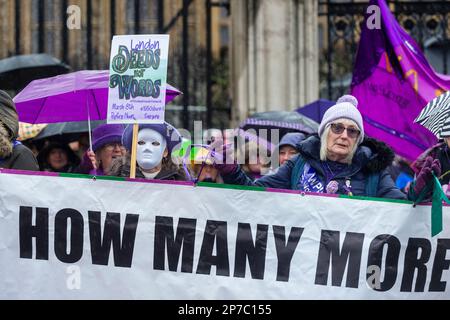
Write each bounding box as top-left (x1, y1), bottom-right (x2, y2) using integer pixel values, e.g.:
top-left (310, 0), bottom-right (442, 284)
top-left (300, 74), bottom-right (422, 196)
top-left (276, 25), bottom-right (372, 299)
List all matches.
top-left (415, 91), bottom-right (450, 138)
top-left (240, 118), bottom-right (315, 133)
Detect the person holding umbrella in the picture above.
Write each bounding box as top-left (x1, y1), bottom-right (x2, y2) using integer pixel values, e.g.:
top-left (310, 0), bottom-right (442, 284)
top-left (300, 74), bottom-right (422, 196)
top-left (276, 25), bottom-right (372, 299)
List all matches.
top-left (410, 145), bottom-right (448, 197)
top-left (76, 123), bottom-right (125, 175)
top-left (109, 122), bottom-right (188, 181)
top-left (0, 90), bottom-right (39, 171)
top-left (412, 91), bottom-right (450, 196)
top-left (213, 95), bottom-right (439, 200)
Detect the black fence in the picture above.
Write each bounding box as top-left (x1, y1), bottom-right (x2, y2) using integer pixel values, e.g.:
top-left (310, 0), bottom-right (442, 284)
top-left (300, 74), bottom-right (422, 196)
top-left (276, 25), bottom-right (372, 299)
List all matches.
top-left (319, 0), bottom-right (450, 101)
top-left (10, 0), bottom-right (231, 131)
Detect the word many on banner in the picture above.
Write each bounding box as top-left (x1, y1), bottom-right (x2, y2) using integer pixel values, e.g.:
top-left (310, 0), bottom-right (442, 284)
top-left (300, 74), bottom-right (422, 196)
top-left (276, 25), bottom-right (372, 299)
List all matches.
top-left (0, 171), bottom-right (449, 299)
top-left (107, 34), bottom-right (170, 124)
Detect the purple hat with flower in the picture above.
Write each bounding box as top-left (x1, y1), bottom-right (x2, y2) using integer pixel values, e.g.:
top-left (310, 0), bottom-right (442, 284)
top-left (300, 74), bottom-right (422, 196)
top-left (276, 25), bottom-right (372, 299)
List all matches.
top-left (122, 122), bottom-right (182, 153)
top-left (92, 124), bottom-right (124, 152)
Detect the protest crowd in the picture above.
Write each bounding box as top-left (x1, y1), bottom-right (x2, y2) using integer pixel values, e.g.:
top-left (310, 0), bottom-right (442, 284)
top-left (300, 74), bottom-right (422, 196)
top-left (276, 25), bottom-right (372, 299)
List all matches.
top-left (0, 87), bottom-right (442, 205)
top-left (2, 0), bottom-right (450, 301)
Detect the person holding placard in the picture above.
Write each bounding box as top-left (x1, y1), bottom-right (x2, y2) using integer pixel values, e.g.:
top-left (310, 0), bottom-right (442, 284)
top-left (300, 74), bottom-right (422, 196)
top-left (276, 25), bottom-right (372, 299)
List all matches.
top-left (109, 122), bottom-right (188, 181)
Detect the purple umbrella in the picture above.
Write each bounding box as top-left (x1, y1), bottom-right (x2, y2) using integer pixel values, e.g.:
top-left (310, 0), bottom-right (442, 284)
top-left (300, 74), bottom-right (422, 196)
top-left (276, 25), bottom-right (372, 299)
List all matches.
top-left (296, 99), bottom-right (335, 123)
top-left (13, 70), bottom-right (181, 124)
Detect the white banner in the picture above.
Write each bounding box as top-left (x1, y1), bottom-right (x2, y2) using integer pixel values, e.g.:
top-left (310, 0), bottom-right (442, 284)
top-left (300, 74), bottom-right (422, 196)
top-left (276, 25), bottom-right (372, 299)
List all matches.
top-left (0, 171), bottom-right (449, 300)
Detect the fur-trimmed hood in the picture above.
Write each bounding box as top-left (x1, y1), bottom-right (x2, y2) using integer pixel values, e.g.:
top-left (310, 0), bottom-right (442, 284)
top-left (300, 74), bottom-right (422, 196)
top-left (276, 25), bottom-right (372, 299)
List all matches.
top-left (0, 124), bottom-right (13, 159)
top-left (0, 90), bottom-right (18, 140)
top-left (359, 136), bottom-right (395, 174)
top-left (0, 90), bottom-right (19, 159)
top-left (221, 134), bottom-right (405, 199)
top-left (296, 135), bottom-right (394, 174)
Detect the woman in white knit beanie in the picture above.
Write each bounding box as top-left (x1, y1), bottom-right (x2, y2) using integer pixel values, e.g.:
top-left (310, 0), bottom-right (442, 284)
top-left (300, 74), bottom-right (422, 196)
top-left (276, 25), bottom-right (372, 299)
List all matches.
top-left (317, 95), bottom-right (364, 164)
top-left (214, 94), bottom-right (414, 199)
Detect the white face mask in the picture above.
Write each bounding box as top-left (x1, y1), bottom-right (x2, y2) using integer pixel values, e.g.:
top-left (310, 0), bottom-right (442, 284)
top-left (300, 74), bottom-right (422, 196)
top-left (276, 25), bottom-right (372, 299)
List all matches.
top-left (136, 128), bottom-right (167, 170)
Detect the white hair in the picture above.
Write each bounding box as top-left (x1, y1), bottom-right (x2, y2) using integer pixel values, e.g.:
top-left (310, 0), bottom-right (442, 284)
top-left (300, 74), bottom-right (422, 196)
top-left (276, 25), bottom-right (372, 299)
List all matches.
top-left (320, 126), bottom-right (330, 162)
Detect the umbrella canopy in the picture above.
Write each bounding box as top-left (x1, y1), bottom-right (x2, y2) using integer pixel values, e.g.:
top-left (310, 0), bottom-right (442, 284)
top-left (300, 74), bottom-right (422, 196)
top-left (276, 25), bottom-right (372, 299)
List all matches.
top-left (415, 91), bottom-right (450, 138)
top-left (0, 54), bottom-right (70, 91)
top-left (234, 128), bottom-right (275, 153)
top-left (296, 99), bottom-right (335, 123)
top-left (239, 111), bottom-right (319, 143)
top-left (17, 122), bottom-right (47, 141)
top-left (13, 70), bottom-right (182, 124)
top-left (32, 120), bottom-right (106, 143)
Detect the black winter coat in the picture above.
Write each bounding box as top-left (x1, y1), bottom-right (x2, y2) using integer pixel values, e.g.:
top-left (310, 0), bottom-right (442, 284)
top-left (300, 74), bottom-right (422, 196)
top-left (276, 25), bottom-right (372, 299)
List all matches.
top-left (222, 136), bottom-right (407, 200)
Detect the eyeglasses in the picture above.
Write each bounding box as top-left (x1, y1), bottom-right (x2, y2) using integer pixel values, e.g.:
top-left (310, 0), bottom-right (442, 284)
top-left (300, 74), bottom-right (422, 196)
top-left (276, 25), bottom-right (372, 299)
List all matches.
top-left (104, 142), bottom-right (122, 150)
top-left (329, 123), bottom-right (360, 139)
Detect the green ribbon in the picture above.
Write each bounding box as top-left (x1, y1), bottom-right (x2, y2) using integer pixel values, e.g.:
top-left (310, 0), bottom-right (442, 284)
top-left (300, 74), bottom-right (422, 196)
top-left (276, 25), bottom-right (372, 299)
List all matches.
top-left (431, 174), bottom-right (449, 236)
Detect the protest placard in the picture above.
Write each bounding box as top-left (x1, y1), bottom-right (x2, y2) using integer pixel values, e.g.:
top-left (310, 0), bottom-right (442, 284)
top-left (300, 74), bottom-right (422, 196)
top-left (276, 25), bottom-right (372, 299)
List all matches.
top-left (107, 34), bottom-right (170, 124)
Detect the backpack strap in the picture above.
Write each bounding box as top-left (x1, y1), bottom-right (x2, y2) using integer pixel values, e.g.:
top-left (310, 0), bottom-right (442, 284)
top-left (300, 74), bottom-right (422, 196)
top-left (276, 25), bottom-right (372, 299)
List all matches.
top-left (365, 172), bottom-right (380, 197)
top-left (290, 156), bottom-right (306, 190)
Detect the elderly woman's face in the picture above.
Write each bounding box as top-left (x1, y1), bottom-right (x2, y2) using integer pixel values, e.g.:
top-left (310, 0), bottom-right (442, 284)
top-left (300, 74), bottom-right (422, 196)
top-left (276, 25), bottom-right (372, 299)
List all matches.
top-left (98, 142), bottom-right (125, 173)
top-left (326, 119), bottom-right (360, 162)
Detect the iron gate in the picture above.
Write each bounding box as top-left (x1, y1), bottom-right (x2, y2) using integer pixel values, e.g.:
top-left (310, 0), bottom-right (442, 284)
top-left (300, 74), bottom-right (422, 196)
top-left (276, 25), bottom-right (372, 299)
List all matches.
top-left (319, 0), bottom-right (450, 101)
top-left (10, 0), bottom-right (231, 131)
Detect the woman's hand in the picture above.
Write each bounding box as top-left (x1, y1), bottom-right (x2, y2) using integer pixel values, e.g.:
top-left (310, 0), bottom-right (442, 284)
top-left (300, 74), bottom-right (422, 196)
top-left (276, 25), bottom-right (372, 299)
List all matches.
top-left (208, 141), bottom-right (237, 174)
top-left (413, 156), bottom-right (441, 195)
top-left (86, 150), bottom-right (98, 170)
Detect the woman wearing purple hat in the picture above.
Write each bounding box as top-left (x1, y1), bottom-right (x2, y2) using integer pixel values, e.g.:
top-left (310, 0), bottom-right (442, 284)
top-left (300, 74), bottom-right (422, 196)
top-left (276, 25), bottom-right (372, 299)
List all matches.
top-left (76, 123), bottom-right (125, 175)
top-left (109, 121), bottom-right (188, 181)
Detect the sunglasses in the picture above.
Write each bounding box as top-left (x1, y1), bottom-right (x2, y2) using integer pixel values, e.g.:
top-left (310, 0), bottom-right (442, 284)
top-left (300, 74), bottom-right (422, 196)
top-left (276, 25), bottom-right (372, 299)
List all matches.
top-left (329, 123), bottom-right (360, 139)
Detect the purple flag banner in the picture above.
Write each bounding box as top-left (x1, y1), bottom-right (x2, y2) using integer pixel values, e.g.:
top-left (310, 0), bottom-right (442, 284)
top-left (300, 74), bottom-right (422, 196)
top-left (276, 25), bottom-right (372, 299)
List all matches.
top-left (351, 0), bottom-right (450, 161)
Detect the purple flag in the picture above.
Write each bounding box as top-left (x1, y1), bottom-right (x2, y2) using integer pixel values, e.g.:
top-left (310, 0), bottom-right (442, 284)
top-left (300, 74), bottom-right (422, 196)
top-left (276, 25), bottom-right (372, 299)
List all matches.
top-left (351, 0), bottom-right (450, 161)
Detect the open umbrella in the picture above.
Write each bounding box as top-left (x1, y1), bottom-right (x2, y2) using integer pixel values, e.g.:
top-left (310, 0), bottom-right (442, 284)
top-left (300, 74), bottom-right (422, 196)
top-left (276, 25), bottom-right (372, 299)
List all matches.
top-left (17, 122), bottom-right (47, 141)
top-left (239, 111), bottom-right (319, 143)
top-left (13, 70), bottom-right (181, 151)
top-left (296, 99), bottom-right (334, 123)
top-left (0, 54), bottom-right (70, 91)
top-left (415, 91), bottom-right (450, 138)
top-left (32, 120), bottom-right (106, 143)
top-left (234, 128), bottom-right (275, 153)
top-left (13, 70), bottom-right (181, 124)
